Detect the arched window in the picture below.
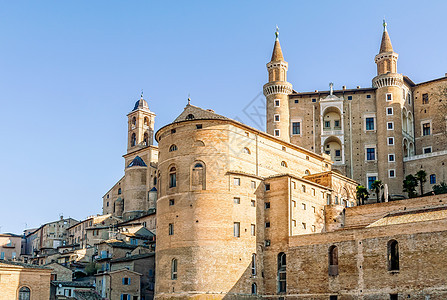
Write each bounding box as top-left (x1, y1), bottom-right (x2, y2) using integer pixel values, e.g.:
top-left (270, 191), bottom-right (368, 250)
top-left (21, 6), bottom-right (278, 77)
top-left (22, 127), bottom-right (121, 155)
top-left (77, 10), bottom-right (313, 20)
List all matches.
top-left (143, 133), bottom-right (149, 146)
top-left (328, 245), bottom-right (338, 276)
top-left (144, 117), bottom-right (149, 126)
top-left (169, 167), bottom-right (177, 188)
top-left (169, 144), bottom-right (178, 152)
top-left (277, 252), bottom-right (286, 293)
top-left (192, 162), bottom-right (205, 190)
top-left (388, 240), bottom-right (399, 271)
top-left (131, 133), bottom-right (136, 147)
top-left (186, 114), bottom-right (195, 120)
top-left (171, 258), bottom-right (178, 280)
top-left (118, 188), bottom-right (122, 195)
top-left (281, 161), bottom-right (288, 168)
top-left (305, 170), bottom-right (310, 175)
top-left (132, 117), bottom-right (136, 126)
top-left (251, 254), bottom-right (256, 275)
top-left (243, 147), bottom-right (251, 154)
top-left (18, 286), bottom-right (30, 300)
top-left (251, 283), bottom-right (257, 295)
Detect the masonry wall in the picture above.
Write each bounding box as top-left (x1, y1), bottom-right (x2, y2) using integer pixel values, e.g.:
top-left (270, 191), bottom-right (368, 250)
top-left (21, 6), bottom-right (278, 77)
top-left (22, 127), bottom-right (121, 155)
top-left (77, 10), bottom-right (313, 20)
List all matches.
top-left (0, 265), bottom-right (52, 300)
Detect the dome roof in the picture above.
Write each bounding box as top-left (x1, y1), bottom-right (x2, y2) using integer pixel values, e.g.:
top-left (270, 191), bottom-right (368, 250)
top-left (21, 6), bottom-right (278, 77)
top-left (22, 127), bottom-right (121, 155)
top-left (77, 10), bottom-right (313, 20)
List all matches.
top-left (127, 156), bottom-right (147, 168)
top-left (133, 97), bottom-right (149, 111)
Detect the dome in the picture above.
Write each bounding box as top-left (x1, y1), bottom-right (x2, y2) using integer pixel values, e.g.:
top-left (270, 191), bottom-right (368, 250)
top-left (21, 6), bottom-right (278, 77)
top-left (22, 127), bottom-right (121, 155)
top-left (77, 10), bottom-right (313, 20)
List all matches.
top-left (133, 98), bottom-right (149, 111)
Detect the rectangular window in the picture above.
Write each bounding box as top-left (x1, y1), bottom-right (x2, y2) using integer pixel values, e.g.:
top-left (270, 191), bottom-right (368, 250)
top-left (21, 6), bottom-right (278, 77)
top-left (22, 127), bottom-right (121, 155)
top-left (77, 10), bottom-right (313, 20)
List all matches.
top-left (348, 96), bottom-right (352, 100)
top-left (366, 148), bottom-right (376, 161)
top-left (294, 99), bottom-right (299, 104)
top-left (312, 206), bottom-right (316, 213)
top-left (311, 225), bottom-right (316, 232)
top-left (251, 181), bottom-right (256, 189)
top-left (234, 197), bottom-right (240, 204)
top-left (265, 184), bottom-right (270, 191)
top-left (388, 137), bottom-right (395, 145)
top-left (265, 202), bottom-right (270, 209)
top-left (292, 200), bottom-right (296, 207)
top-left (292, 219), bottom-right (296, 227)
top-left (334, 120), bottom-right (340, 128)
top-left (169, 173), bottom-right (176, 188)
top-left (274, 114), bottom-right (280, 122)
top-left (330, 296), bottom-right (338, 300)
top-left (233, 222), bottom-right (240, 237)
top-left (387, 107), bottom-right (393, 115)
top-left (365, 117), bottom-right (375, 130)
top-left (251, 224), bottom-right (256, 236)
top-left (196, 124), bottom-right (202, 129)
top-left (265, 222), bottom-right (271, 228)
top-left (302, 185), bottom-right (306, 193)
top-left (301, 203), bottom-right (306, 210)
top-left (123, 277), bottom-right (130, 285)
top-left (274, 99), bottom-right (280, 107)
top-left (386, 93), bottom-right (393, 101)
top-left (168, 223), bottom-right (174, 235)
top-left (390, 294), bottom-right (398, 300)
top-left (335, 150), bottom-right (341, 157)
top-left (169, 199), bottom-right (175, 206)
top-left (265, 240), bottom-right (271, 246)
top-left (274, 129), bottom-right (280, 136)
top-left (327, 194), bottom-right (331, 205)
top-left (422, 122), bottom-right (431, 136)
top-left (389, 169), bottom-right (396, 178)
top-left (366, 94), bottom-right (371, 98)
top-left (292, 122), bottom-right (301, 135)
top-left (121, 294), bottom-right (130, 300)
top-left (422, 93), bottom-right (429, 104)
top-left (423, 147), bottom-right (432, 154)
top-left (324, 121), bottom-right (331, 128)
top-left (312, 98), bottom-right (317, 102)
top-left (312, 188), bottom-right (315, 196)
top-left (430, 174), bottom-right (436, 184)
top-left (367, 176), bottom-right (377, 190)
top-left (335, 196), bottom-right (339, 204)
top-left (387, 122), bottom-right (394, 130)
top-left (301, 222), bottom-right (306, 229)
top-left (234, 178), bottom-right (240, 186)
top-left (388, 154), bottom-right (395, 162)
top-left (251, 200), bottom-right (256, 207)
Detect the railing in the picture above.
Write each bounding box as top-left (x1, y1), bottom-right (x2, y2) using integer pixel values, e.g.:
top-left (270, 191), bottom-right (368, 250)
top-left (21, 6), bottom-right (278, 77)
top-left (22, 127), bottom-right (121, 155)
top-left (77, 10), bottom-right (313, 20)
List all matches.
top-left (403, 150), bottom-right (447, 162)
top-left (322, 129), bottom-right (344, 136)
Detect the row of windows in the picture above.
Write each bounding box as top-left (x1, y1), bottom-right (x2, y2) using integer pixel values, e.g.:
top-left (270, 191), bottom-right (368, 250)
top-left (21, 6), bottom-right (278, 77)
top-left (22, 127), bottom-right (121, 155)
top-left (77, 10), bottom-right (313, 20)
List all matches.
top-left (130, 116), bottom-right (150, 126)
top-left (130, 132), bottom-right (150, 147)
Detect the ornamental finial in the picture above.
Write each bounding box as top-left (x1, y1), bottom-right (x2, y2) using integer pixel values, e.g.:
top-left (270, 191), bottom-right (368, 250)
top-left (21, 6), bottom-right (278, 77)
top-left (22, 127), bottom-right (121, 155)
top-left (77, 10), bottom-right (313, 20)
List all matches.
top-left (383, 18), bottom-right (387, 32)
top-left (140, 89), bottom-right (144, 99)
top-left (329, 82), bottom-right (334, 95)
top-left (275, 25), bottom-right (279, 40)
top-left (187, 93), bottom-right (191, 105)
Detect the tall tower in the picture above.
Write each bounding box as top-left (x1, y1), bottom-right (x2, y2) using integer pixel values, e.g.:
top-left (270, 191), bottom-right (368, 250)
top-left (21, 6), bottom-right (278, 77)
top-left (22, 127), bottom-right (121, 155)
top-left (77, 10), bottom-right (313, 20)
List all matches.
top-left (263, 28), bottom-right (293, 142)
top-left (127, 93), bottom-right (156, 153)
top-left (372, 20), bottom-right (407, 196)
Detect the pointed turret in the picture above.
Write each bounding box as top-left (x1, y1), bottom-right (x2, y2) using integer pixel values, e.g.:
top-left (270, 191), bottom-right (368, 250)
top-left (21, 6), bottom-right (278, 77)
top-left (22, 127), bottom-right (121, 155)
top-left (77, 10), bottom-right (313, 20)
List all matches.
top-left (379, 20), bottom-right (393, 53)
top-left (374, 20), bottom-right (398, 75)
top-left (271, 28), bottom-right (284, 61)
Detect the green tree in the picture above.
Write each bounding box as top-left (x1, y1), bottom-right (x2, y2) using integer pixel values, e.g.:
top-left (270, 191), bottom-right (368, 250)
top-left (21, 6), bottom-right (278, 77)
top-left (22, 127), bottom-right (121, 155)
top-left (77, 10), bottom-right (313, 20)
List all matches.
top-left (415, 170), bottom-right (427, 196)
top-left (370, 180), bottom-right (383, 203)
top-left (403, 174), bottom-right (418, 198)
top-left (433, 182), bottom-right (447, 195)
top-left (356, 185), bottom-right (369, 205)
top-left (85, 262), bottom-right (99, 276)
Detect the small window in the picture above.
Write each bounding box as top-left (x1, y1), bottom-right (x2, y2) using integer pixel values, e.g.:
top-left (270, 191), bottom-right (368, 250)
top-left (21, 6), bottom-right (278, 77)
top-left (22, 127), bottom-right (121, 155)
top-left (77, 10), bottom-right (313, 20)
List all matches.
top-left (311, 225), bottom-right (316, 232)
top-left (387, 107), bottom-right (393, 115)
top-left (265, 202), bottom-right (270, 209)
top-left (171, 258), bottom-right (178, 280)
top-left (386, 93), bottom-right (393, 101)
top-left (274, 129), bottom-right (280, 136)
top-left (335, 150), bottom-right (341, 157)
top-left (305, 170), bottom-right (310, 175)
top-left (169, 223), bottom-right (174, 235)
top-left (334, 120), bottom-right (340, 128)
top-left (367, 176), bottom-right (377, 190)
top-left (265, 184), bottom-right (270, 191)
top-left (292, 200), bottom-right (296, 207)
top-left (234, 197), bottom-right (240, 204)
top-left (196, 124), bottom-right (202, 129)
top-left (233, 222), bottom-right (240, 237)
top-left (430, 174), bottom-right (436, 184)
top-left (274, 114), bottom-right (280, 122)
top-left (265, 240), bottom-right (271, 246)
top-left (292, 219), bottom-right (296, 227)
top-left (169, 144), bottom-right (178, 152)
top-left (328, 245), bottom-right (339, 276)
top-left (365, 117), bottom-right (375, 131)
top-left (251, 224), bottom-right (256, 236)
top-left (423, 147), bottom-right (432, 154)
top-left (301, 203), bottom-right (306, 210)
top-left (169, 199), bottom-right (175, 206)
top-left (388, 240), bottom-right (399, 271)
top-left (387, 122), bottom-right (394, 130)
top-left (171, 128), bottom-right (176, 134)
top-left (292, 122), bottom-right (301, 135)
top-left (324, 121), bottom-right (331, 128)
top-left (366, 94), bottom-right (371, 99)
top-left (366, 148), bottom-right (376, 161)
top-left (251, 181), bottom-right (256, 189)
top-left (106, 201), bottom-right (109, 207)
top-left (274, 99), bottom-right (280, 107)
top-left (122, 277), bottom-right (130, 285)
top-left (251, 200), bottom-right (256, 207)
top-left (294, 99), bottom-right (299, 104)
top-left (118, 188), bottom-right (122, 195)
top-left (251, 254), bottom-right (257, 275)
top-left (186, 114), bottom-right (195, 120)
top-left (169, 167), bottom-right (177, 188)
top-left (312, 98), bottom-right (316, 102)
top-left (330, 296), bottom-right (338, 300)
top-left (234, 178), bottom-right (241, 186)
top-left (281, 161), bottom-right (288, 168)
top-left (301, 222), bottom-right (306, 229)
top-left (131, 117), bottom-right (136, 125)
top-left (18, 287), bottom-right (30, 300)
top-left (422, 122), bottom-right (431, 136)
top-left (390, 294), bottom-right (398, 300)
top-left (389, 169), bottom-right (396, 178)
top-left (251, 283), bottom-right (257, 295)
top-left (388, 154), bottom-right (395, 162)
top-left (265, 222), bottom-right (271, 228)
top-left (422, 93), bottom-right (429, 104)
top-left (347, 96), bottom-right (352, 100)
top-left (302, 185), bottom-right (306, 193)
top-left (388, 137), bottom-right (394, 145)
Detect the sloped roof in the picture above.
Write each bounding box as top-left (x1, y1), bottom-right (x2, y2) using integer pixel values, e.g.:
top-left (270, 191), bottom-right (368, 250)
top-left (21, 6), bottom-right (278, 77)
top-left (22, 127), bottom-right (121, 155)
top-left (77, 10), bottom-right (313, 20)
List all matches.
top-left (110, 253), bottom-right (154, 263)
top-left (121, 226), bottom-right (155, 237)
top-left (127, 156), bottom-right (147, 168)
top-left (173, 104), bottom-right (229, 123)
top-left (271, 39), bottom-right (284, 61)
top-left (379, 30), bottom-right (393, 53)
top-left (0, 260), bottom-right (51, 270)
top-left (367, 206), bottom-right (447, 228)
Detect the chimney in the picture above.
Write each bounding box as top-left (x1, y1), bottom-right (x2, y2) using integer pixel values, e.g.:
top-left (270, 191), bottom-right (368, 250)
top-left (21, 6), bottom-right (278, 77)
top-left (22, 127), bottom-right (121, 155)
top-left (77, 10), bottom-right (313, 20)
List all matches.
top-left (342, 86), bottom-right (346, 90)
top-left (357, 86), bottom-right (361, 89)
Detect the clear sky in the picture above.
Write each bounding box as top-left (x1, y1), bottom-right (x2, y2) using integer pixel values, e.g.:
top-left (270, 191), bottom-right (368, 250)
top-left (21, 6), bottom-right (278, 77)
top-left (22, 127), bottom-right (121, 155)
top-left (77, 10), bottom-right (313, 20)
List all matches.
top-left (0, 0), bottom-right (446, 234)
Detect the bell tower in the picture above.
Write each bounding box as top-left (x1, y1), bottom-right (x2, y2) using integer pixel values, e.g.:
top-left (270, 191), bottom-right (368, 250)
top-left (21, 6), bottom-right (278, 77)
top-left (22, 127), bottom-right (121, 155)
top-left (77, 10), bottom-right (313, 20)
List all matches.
top-left (263, 27), bottom-right (293, 142)
top-left (127, 93), bottom-right (156, 153)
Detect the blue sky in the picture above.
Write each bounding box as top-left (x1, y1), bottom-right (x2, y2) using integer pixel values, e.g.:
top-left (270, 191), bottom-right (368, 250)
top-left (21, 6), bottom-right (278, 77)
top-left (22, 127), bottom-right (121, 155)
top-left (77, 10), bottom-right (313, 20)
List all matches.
top-left (0, 1), bottom-right (446, 233)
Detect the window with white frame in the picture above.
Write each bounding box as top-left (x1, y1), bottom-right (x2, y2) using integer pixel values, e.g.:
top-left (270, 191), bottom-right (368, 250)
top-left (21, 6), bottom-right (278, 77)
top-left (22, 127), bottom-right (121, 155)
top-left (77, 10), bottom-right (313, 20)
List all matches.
top-left (423, 146), bottom-right (432, 154)
top-left (386, 107), bottom-right (393, 115)
top-left (233, 222), bottom-right (240, 237)
top-left (234, 178), bottom-right (240, 186)
top-left (274, 114), bottom-right (280, 122)
top-left (388, 154), bottom-right (395, 162)
top-left (274, 129), bottom-right (280, 136)
top-left (387, 122), bottom-right (394, 130)
top-left (367, 174), bottom-right (377, 190)
top-left (366, 147), bottom-right (376, 161)
top-left (389, 169), bottom-right (396, 178)
top-left (292, 121), bottom-right (301, 135)
top-left (386, 93), bottom-right (393, 101)
top-left (365, 117), bottom-right (375, 131)
top-left (388, 137), bottom-right (395, 145)
top-left (422, 121), bottom-right (431, 136)
top-left (274, 99), bottom-right (280, 107)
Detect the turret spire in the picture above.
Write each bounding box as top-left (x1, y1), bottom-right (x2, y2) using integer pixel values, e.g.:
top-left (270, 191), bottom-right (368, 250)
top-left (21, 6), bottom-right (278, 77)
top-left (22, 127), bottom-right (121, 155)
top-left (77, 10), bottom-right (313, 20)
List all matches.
top-left (271, 26), bottom-right (284, 62)
top-left (379, 19), bottom-right (393, 53)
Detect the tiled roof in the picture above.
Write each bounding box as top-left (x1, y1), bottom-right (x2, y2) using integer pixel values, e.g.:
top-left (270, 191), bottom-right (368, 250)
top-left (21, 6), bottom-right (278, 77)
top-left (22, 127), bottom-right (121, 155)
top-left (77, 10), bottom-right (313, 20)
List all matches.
top-left (271, 39), bottom-right (284, 61)
top-left (379, 29), bottom-right (393, 53)
top-left (127, 156), bottom-right (147, 168)
top-left (51, 281), bottom-right (94, 288)
top-left (367, 205), bottom-right (447, 228)
top-left (110, 253), bottom-right (154, 263)
top-left (0, 260), bottom-right (51, 270)
top-left (173, 104), bottom-right (229, 123)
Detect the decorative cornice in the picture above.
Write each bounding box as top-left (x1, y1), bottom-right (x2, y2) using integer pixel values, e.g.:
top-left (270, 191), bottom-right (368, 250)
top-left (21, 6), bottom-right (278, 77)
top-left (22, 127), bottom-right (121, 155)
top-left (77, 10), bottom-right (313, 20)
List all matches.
top-left (267, 61), bottom-right (288, 71)
top-left (372, 73), bottom-right (404, 89)
top-left (374, 51), bottom-right (398, 64)
top-left (263, 81), bottom-right (293, 96)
